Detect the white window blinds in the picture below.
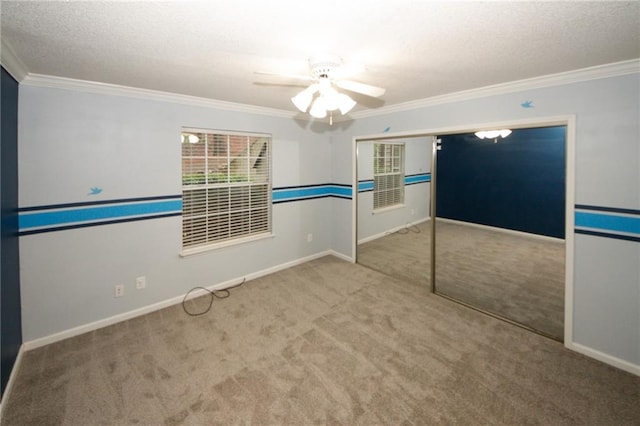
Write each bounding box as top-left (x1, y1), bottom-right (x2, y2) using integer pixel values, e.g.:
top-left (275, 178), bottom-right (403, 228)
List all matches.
top-left (373, 143), bottom-right (405, 210)
top-left (181, 130), bottom-right (271, 252)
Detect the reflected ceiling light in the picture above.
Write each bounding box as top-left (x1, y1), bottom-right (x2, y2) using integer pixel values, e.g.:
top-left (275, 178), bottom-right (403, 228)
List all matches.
top-left (475, 129), bottom-right (512, 142)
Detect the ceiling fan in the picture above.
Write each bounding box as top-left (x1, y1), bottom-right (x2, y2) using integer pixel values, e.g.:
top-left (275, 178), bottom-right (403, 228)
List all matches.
top-left (258, 55), bottom-right (386, 122)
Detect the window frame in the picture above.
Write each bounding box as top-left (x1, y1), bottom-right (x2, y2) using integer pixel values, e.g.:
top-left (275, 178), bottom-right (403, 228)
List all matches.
top-left (180, 128), bottom-right (273, 256)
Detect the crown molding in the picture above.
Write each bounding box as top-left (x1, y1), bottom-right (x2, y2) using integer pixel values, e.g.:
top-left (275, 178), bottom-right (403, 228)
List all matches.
top-left (20, 73), bottom-right (298, 119)
top-left (349, 58), bottom-right (640, 120)
top-left (12, 58), bottom-right (639, 121)
top-left (0, 39), bottom-right (28, 82)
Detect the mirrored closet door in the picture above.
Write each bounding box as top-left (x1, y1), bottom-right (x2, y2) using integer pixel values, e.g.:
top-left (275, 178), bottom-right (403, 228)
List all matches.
top-left (432, 126), bottom-right (567, 341)
top-left (356, 136), bottom-right (433, 286)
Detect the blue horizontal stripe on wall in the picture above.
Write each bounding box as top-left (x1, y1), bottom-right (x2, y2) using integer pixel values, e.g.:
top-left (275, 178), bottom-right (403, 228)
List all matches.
top-left (19, 196), bottom-right (182, 235)
top-left (272, 184), bottom-right (352, 203)
top-left (405, 173), bottom-right (431, 185)
top-left (575, 205), bottom-right (640, 243)
top-left (358, 173), bottom-right (431, 193)
top-left (358, 180), bottom-right (374, 192)
top-left (19, 213), bottom-right (182, 237)
top-left (575, 212), bottom-right (640, 234)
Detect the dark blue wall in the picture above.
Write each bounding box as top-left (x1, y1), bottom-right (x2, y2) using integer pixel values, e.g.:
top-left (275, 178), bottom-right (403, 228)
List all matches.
top-left (436, 126), bottom-right (566, 238)
top-left (1, 66), bottom-right (22, 398)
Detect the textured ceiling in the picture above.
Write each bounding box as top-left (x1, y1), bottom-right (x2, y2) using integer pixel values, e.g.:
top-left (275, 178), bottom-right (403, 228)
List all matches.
top-left (2, 1), bottom-right (639, 114)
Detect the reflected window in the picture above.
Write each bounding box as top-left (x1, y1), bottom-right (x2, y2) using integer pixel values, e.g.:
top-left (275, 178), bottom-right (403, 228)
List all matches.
top-left (373, 143), bottom-right (405, 210)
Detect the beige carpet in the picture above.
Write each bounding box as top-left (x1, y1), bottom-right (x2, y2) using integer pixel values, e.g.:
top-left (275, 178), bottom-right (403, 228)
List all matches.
top-left (2, 256), bottom-right (638, 425)
top-left (357, 220), bottom-right (565, 340)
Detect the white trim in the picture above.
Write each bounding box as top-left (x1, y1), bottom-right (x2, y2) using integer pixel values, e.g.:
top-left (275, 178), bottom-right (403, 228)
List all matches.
top-left (180, 233), bottom-right (275, 257)
top-left (20, 74), bottom-right (298, 119)
top-left (356, 116), bottom-right (579, 143)
top-left (348, 59), bottom-right (640, 120)
top-left (0, 344), bottom-right (25, 420)
top-left (358, 217), bottom-right (430, 245)
top-left (22, 251), bottom-right (337, 350)
top-left (352, 140), bottom-right (359, 261)
top-left (13, 248), bottom-right (639, 377)
top-left (436, 217), bottom-right (565, 244)
top-left (327, 249), bottom-right (353, 263)
top-left (563, 115), bottom-right (577, 349)
top-left (0, 40), bottom-right (28, 82)
top-left (372, 204), bottom-right (406, 215)
top-left (182, 127), bottom-right (272, 138)
top-left (566, 341), bottom-right (640, 377)
top-left (9, 58), bottom-right (638, 122)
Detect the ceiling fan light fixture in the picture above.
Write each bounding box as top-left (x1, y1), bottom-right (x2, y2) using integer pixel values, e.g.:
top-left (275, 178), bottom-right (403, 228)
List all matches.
top-left (309, 97), bottom-right (328, 118)
top-left (291, 92), bottom-right (311, 112)
top-left (306, 90), bottom-right (355, 118)
top-left (323, 93), bottom-right (340, 112)
top-left (277, 55), bottom-right (385, 121)
top-left (336, 93), bottom-right (356, 115)
top-left (291, 84), bottom-right (319, 112)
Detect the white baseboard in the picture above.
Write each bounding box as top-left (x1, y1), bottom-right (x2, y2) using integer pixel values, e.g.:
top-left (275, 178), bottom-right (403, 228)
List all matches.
top-left (18, 248), bottom-right (638, 379)
top-left (23, 250), bottom-right (337, 351)
top-left (436, 217), bottom-right (565, 243)
top-left (358, 217), bottom-right (430, 244)
top-left (566, 341), bottom-right (640, 377)
top-left (327, 249), bottom-right (354, 263)
top-left (0, 344), bottom-right (25, 422)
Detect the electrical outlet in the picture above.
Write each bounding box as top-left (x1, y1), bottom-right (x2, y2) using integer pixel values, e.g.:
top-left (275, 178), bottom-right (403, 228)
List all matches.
top-left (307, 233), bottom-right (313, 242)
top-left (136, 276), bottom-right (146, 290)
top-left (114, 284), bottom-right (124, 297)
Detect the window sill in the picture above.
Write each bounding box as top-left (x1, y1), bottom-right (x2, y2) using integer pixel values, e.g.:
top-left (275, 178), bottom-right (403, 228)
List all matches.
top-left (180, 232), bottom-right (274, 257)
top-left (373, 204), bottom-right (405, 214)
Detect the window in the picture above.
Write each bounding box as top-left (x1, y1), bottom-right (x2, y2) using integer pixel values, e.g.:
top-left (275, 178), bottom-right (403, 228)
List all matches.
top-left (373, 143), bottom-right (405, 210)
top-left (181, 129), bottom-right (271, 253)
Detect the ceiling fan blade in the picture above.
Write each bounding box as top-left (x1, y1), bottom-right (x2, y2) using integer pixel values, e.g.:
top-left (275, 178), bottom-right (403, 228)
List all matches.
top-left (332, 62), bottom-right (366, 80)
top-left (335, 79), bottom-right (386, 97)
top-left (254, 71), bottom-right (314, 82)
top-left (253, 82), bottom-right (308, 88)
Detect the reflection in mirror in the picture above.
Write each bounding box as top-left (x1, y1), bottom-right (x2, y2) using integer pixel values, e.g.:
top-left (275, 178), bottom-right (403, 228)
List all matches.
top-left (356, 137), bottom-right (433, 285)
top-left (434, 126), bottom-right (566, 341)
